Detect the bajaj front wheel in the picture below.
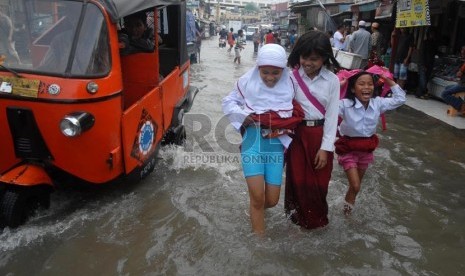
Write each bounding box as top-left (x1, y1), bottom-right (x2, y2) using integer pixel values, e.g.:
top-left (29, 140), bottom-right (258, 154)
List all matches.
top-left (0, 185), bottom-right (51, 228)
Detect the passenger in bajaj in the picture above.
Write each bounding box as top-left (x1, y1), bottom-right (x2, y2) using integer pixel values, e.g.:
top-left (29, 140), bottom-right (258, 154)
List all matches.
top-left (119, 11), bottom-right (156, 55)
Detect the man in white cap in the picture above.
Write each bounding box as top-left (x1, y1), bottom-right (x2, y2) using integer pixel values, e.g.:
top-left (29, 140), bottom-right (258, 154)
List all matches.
top-left (349, 20), bottom-right (371, 69)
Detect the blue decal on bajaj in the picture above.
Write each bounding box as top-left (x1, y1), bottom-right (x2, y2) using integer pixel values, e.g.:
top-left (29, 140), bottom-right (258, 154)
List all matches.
top-left (131, 109), bottom-right (158, 161)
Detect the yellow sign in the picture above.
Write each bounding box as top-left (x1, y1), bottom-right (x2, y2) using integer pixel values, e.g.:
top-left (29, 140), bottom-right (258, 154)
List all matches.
top-left (0, 76), bottom-right (40, 98)
top-left (396, 0), bottom-right (431, 28)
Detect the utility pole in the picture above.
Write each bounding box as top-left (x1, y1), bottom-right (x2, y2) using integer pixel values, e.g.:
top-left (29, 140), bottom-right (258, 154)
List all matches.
top-left (216, 0), bottom-right (220, 24)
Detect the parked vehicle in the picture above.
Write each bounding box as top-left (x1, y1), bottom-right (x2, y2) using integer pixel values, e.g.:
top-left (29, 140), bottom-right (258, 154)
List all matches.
top-left (245, 26), bottom-right (258, 40)
top-left (0, 0), bottom-right (198, 228)
top-left (228, 20), bottom-right (242, 34)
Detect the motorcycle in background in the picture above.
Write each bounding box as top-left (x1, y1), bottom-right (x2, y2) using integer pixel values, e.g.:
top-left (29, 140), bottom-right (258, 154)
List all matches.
top-left (219, 37), bottom-right (226, 48)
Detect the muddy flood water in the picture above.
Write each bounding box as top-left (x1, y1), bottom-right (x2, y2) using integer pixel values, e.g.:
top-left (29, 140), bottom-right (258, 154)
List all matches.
top-left (1, 39), bottom-right (465, 275)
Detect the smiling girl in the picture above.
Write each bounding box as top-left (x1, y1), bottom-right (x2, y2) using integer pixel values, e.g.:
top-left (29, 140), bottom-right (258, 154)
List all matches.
top-left (285, 31), bottom-right (341, 229)
top-left (222, 44), bottom-right (302, 235)
top-left (336, 71), bottom-right (406, 215)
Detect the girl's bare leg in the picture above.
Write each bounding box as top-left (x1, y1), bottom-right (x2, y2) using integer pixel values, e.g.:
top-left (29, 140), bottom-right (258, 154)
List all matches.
top-left (246, 175), bottom-right (266, 235)
top-left (264, 183), bottom-right (281, 209)
top-left (344, 168), bottom-right (366, 214)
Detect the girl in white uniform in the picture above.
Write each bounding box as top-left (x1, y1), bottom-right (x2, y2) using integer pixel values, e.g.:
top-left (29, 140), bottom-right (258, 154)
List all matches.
top-left (222, 44), bottom-right (300, 235)
top-left (336, 71), bottom-right (406, 215)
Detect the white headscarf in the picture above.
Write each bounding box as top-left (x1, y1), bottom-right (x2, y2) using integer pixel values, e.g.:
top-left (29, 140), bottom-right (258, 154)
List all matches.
top-left (237, 44), bottom-right (294, 117)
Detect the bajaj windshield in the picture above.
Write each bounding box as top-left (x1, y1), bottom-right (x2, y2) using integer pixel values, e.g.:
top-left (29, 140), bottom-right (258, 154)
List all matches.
top-left (1, 0), bottom-right (110, 77)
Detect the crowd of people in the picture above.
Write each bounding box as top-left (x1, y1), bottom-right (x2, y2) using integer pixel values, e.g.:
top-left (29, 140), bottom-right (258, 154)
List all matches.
top-left (328, 20), bottom-right (388, 72)
top-left (328, 21), bottom-right (465, 113)
top-left (217, 26), bottom-right (298, 66)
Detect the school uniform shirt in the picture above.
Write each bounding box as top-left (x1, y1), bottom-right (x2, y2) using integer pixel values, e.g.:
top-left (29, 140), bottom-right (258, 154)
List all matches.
top-left (338, 84), bottom-right (406, 137)
top-left (222, 57), bottom-right (295, 148)
top-left (292, 66), bottom-right (340, 152)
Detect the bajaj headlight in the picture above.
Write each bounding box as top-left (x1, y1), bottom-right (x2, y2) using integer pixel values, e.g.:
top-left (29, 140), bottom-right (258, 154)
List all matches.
top-left (60, 112), bottom-right (95, 137)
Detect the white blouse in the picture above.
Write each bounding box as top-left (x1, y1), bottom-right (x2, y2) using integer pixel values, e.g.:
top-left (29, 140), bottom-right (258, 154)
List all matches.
top-left (338, 84), bottom-right (406, 137)
top-left (291, 66), bottom-right (340, 152)
top-left (222, 80), bottom-right (294, 148)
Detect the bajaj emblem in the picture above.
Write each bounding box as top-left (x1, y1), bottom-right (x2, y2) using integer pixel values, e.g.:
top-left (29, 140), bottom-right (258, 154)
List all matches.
top-left (131, 109), bottom-right (158, 161)
top-left (139, 121), bottom-right (154, 155)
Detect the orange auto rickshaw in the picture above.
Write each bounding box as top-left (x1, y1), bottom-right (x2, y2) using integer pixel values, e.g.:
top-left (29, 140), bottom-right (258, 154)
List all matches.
top-left (0, 0), bottom-right (198, 228)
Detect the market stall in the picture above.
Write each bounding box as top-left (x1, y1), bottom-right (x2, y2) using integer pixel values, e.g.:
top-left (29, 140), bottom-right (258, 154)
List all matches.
top-left (428, 56), bottom-right (463, 98)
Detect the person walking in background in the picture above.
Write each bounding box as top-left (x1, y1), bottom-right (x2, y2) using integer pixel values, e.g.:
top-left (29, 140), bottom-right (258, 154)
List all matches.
top-left (336, 70), bottom-right (406, 215)
top-left (273, 31), bottom-right (281, 46)
top-left (265, 30), bottom-right (274, 44)
top-left (252, 28), bottom-right (261, 53)
top-left (416, 29), bottom-right (438, 99)
top-left (349, 20), bottom-right (371, 69)
top-left (227, 28), bottom-right (235, 53)
top-left (326, 30), bottom-right (334, 47)
top-left (260, 28), bottom-right (265, 46)
top-left (393, 28), bottom-right (414, 90)
top-left (289, 30), bottom-right (297, 50)
top-left (370, 23), bottom-right (384, 57)
top-left (441, 45), bottom-right (465, 113)
top-left (233, 29), bottom-right (245, 64)
top-left (370, 22), bottom-right (384, 59)
top-left (366, 22), bottom-right (385, 68)
top-left (343, 27), bottom-right (353, 52)
top-left (222, 44), bottom-right (303, 235)
top-left (333, 25), bottom-right (346, 50)
top-left (186, 9), bottom-right (196, 43)
top-left (285, 31), bottom-right (341, 230)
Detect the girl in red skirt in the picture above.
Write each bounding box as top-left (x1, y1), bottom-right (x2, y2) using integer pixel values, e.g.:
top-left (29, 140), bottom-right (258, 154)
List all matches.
top-left (285, 31), bottom-right (341, 229)
top-left (336, 71), bottom-right (405, 215)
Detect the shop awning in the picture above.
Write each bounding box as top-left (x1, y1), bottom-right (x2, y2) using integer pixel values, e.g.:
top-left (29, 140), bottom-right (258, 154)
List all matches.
top-left (330, 3), bottom-right (352, 18)
top-left (351, 0), bottom-right (378, 12)
top-left (290, 0), bottom-right (350, 15)
top-left (290, 3), bottom-right (317, 13)
top-left (330, 10), bottom-right (352, 17)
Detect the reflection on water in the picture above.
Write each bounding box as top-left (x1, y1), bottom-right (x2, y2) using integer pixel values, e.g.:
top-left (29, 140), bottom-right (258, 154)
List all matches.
top-left (1, 39), bottom-right (465, 275)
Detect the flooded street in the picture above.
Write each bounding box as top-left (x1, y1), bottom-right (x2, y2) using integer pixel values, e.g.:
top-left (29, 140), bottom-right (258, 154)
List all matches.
top-left (1, 38), bottom-right (465, 275)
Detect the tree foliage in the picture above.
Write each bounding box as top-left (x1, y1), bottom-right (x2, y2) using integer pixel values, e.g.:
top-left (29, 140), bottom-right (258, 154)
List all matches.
top-left (244, 3), bottom-right (259, 12)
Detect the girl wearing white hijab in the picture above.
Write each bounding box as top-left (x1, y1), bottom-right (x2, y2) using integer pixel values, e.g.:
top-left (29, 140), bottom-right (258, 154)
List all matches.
top-left (222, 44), bottom-right (296, 235)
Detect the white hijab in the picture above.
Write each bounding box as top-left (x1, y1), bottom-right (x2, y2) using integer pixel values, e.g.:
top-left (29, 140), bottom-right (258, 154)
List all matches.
top-left (237, 44), bottom-right (294, 118)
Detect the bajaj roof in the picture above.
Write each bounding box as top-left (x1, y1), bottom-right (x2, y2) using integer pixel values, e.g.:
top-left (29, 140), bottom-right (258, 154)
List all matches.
top-left (98, 0), bottom-right (184, 22)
